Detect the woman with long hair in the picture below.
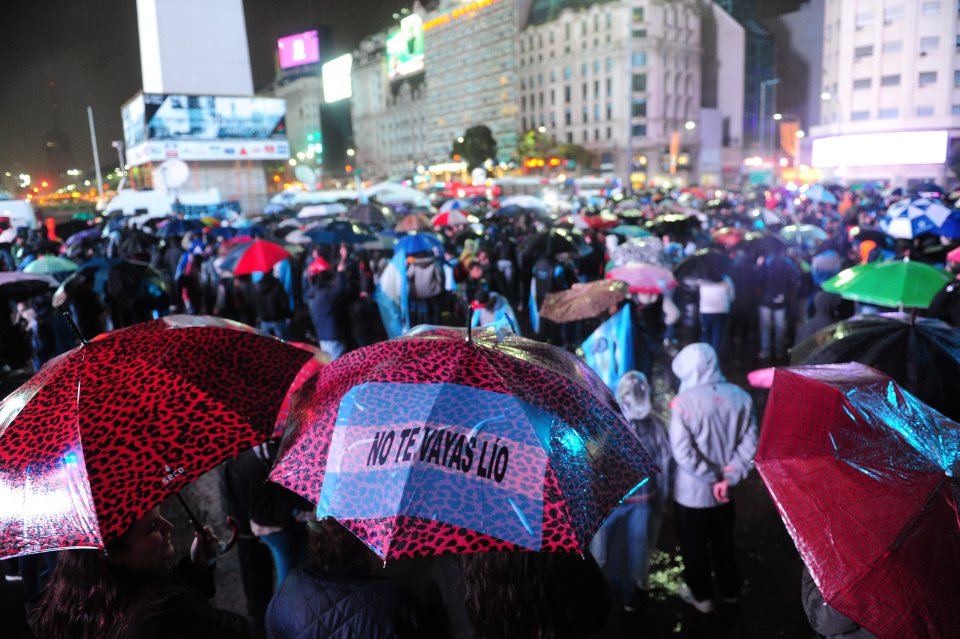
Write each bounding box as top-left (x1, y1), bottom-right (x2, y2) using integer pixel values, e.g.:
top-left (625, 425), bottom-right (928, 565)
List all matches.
top-left (31, 506), bottom-right (250, 639)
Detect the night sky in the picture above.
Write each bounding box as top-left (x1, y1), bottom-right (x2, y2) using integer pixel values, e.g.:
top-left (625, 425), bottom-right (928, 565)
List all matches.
top-left (0, 0), bottom-right (404, 180)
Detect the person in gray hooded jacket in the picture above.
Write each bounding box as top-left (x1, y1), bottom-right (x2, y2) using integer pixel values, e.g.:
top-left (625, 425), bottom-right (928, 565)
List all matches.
top-left (668, 343), bottom-right (758, 613)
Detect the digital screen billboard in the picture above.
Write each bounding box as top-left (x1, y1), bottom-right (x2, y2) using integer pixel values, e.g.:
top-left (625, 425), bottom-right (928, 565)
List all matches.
top-left (142, 94), bottom-right (286, 141)
top-left (812, 130), bottom-right (948, 167)
top-left (278, 30), bottom-right (320, 69)
top-left (121, 93), bottom-right (290, 166)
top-left (322, 54), bottom-right (353, 103)
top-left (386, 14), bottom-right (424, 79)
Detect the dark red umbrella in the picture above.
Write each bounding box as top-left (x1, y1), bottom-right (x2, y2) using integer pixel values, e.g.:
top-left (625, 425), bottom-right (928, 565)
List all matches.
top-left (270, 326), bottom-right (656, 562)
top-left (757, 363), bottom-right (960, 638)
top-left (538, 279), bottom-right (629, 323)
top-left (0, 315), bottom-right (313, 559)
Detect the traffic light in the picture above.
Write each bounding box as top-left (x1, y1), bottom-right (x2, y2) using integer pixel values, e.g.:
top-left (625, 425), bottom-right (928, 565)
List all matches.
top-left (345, 164), bottom-right (353, 173)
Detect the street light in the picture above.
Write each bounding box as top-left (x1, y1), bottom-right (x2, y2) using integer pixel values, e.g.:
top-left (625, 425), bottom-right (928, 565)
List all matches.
top-left (759, 78), bottom-right (780, 156)
top-left (684, 120), bottom-right (696, 131)
top-left (773, 113), bottom-right (783, 121)
top-left (537, 126), bottom-right (546, 134)
top-left (346, 148), bottom-right (356, 157)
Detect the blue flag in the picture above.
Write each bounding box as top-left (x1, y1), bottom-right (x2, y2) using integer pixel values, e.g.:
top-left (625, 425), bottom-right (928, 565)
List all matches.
top-left (581, 305), bottom-right (634, 391)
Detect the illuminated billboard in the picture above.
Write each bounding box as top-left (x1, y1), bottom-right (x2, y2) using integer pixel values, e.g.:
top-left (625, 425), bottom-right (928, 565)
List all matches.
top-left (812, 130), bottom-right (949, 167)
top-left (322, 54), bottom-right (353, 103)
top-left (121, 93), bottom-right (290, 166)
top-left (386, 14), bottom-right (424, 79)
top-left (278, 30), bottom-right (321, 69)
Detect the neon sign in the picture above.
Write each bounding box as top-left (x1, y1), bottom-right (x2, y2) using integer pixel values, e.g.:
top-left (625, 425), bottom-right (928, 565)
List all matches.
top-left (423, 0), bottom-right (501, 31)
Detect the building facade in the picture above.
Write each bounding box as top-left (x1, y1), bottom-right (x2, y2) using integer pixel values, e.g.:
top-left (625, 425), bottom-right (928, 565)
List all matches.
top-left (811, 0), bottom-right (959, 186)
top-left (421, 0), bottom-right (521, 166)
top-left (259, 75), bottom-right (324, 169)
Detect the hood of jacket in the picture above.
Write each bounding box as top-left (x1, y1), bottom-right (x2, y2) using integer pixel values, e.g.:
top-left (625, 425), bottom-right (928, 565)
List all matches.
top-left (813, 291), bottom-right (842, 318)
top-left (616, 371), bottom-right (652, 421)
top-left (672, 343), bottom-right (725, 393)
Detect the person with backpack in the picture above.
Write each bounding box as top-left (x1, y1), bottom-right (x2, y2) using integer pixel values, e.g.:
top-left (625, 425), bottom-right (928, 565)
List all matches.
top-left (406, 250), bottom-right (444, 326)
top-left (755, 252), bottom-right (800, 362)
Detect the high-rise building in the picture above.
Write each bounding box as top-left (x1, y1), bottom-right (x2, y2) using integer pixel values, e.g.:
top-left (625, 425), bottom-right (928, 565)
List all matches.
top-left (421, 0), bottom-right (520, 166)
top-left (811, 0), bottom-right (959, 186)
top-left (518, 0), bottom-right (702, 185)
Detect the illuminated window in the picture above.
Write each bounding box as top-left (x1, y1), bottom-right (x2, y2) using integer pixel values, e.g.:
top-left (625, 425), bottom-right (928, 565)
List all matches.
top-left (632, 52), bottom-right (647, 67)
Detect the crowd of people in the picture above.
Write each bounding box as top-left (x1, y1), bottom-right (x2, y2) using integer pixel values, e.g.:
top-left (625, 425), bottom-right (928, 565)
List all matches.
top-left (3, 180), bottom-right (957, 638)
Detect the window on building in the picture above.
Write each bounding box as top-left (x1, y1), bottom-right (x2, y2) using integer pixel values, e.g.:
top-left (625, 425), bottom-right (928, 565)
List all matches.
top-left (521, 96), bottom-right (526, 109)
top-left (606, 78), bottom-right (612, 96)
top-left (564, 66), bottom-right (572, 80)
top-left (632, 51), bottom-right (647, 67)
top-left (853, 78), bottom-right (872, 89)
top-left (594, 104), bottom-right (600, 121)
top-left (564, 85), bottom-right (571, 102)
top-left (565, 108), bottom-right (572, 125)
top-left (606, 127), bottom-right (612, 139)
top-left (878, 107), bottom-right (899, 119)
top-left (520, 40), bottom-right (525, 53)
top-left (631, 98), bottom-right (647, 117)
top-left (851, 110), bottom-right (871, 121)
top-left (581, 63), bottom-right (588, 76)
top-left (593, 60), bottom-right (600, 75)
top-left (606, 13), bottom-right (611, 29)
top-left (594, 80), bottom-right (599, 98)
top-left (881, 74), bottom-right (901, 86)
top-left (920, 36), bottom-right (940, 51)
top-left (882, 40), bottom-right (903, 54)
top-left (884, 5), bottom-right (904, 20)
top-left (855, 11), bottom-right (874, 28)
top-left (953, 105), bottom-right (960, 116)
top-left (917, 105), bottom-right (935, 116)
top-left (594, 128), bottom-right (600, 141)
top-left (921, 1), bottom-right (941, 15)
top-left (605, 57), bottom-right (613, 72)
top-left (539, 91), bottom-right (544, 107)
top-left (854, 45), bottom-right (874, 59)
top-left (566, 132), bottom-right (573, 143)
top-left (594, 14), bottom-right (599, 31)
top-left (581, 130), bottom-right (587, 142)
top-left (581, 22), bottom-right (587, 36)
top-left (633, 29), bottom-right (647, 39)
top-left (955, 70), bottom-right (960, 86)
top-left (633, 7), bottom-right (644, 22)
top-left (632, 74), bottom-right (647, 92)
top-left (521, 117), bottom-right (527, 131)
top-left (919, 71), bottom-right (937, 86)
top-left (550, 31), bottom-right (554, 44)
top-left (631, 124), bottom-right (647, 137)
top-left (582, 107), bottom-right (588, 123)
top-left (565, 23), bottom-right (570, 39)
top-left (606, 103), bottom-right (612, 119)
top-left (551, 89), bottom-right (555, 105)
top-left (582, 83), bottom-right (587, 98)
top-left (550, 70), bottom-right (556, 82)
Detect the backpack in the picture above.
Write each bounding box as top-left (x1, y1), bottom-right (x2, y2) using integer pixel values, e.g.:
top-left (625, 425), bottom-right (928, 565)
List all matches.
top-left (409, 258), bottom-right (443, 299)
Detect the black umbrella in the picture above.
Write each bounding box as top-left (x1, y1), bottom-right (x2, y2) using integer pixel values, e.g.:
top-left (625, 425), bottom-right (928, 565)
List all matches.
top-left (518, 229), bottom-right (592, 258)
top-left (673, 249), bottom-right (732, 282)
top-left (343, 204), bottom-right (392, 227)
top-left (644, 214), bottom-right (699, 238)
top-left (740, 231), bottom-right (788, 257)
top-left (0, 272), bottom-right (58, 301)
top-left (791, 314), bottom-right (960, 422)
top-left (305, 219), bottom-right (377, 245)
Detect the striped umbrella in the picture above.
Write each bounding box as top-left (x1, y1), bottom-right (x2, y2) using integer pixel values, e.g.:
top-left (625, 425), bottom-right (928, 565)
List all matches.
top-left (880, 197), bottom-right (953, 239)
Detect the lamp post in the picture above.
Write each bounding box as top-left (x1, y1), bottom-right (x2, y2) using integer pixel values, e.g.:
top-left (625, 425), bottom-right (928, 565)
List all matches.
top-left (759, 78), bottom-right (780, 157)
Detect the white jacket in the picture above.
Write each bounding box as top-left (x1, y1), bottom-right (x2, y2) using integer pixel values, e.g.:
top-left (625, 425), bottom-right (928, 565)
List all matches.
top-left (669, 344), bottom-right (758, 508)
top-left (697, 276), bottom-right (735, 315)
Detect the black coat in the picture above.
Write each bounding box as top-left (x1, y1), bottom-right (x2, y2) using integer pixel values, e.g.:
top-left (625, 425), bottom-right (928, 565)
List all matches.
top-left (255, 275), bottom-right (290, 322)
top-left (265, 566), bottom-right (420, 639)
top-left (306, 271), bottom-right (346, 341)
top-left (111, 559), bottom-right (250, 639)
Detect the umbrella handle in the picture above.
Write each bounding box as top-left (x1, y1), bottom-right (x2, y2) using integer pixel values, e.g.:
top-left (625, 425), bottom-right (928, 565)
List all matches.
top-left (175, 492), bottom-right (207, 538)
top-left (218, 516), bottom-right (240, 555)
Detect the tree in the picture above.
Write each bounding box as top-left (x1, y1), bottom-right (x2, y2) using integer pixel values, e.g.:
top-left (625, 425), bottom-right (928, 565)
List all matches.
top-left (451, 125), bottom-right (498, 171)
top-left (515, 129), bottom-right (558, 163)
top-left (557, 143), bottom-right (595, 171)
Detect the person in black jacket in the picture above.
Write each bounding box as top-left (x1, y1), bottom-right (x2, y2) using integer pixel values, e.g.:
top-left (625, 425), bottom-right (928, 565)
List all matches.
top-left (31, 506), bottom-right (249, 639)
top-left (265, 518), bottom-right (419, 639)
top-left (254, 272), bottom-right (291, 339)
top-left (306, 245), bottom-right (348, 360)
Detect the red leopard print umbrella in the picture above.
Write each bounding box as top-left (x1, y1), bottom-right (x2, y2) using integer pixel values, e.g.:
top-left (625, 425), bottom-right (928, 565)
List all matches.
top-left (271, 325), bottom-right (657, 562)
top-left (0, 315), bottom-right (313, 560)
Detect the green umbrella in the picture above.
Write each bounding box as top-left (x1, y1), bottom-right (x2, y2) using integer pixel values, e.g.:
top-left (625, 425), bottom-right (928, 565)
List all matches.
top-left (821, 259), bottom-right (950, 309)
top-left (22, 256), bottom-right (78, 275)
top-left (610, 224), bottom-right (652, 238)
